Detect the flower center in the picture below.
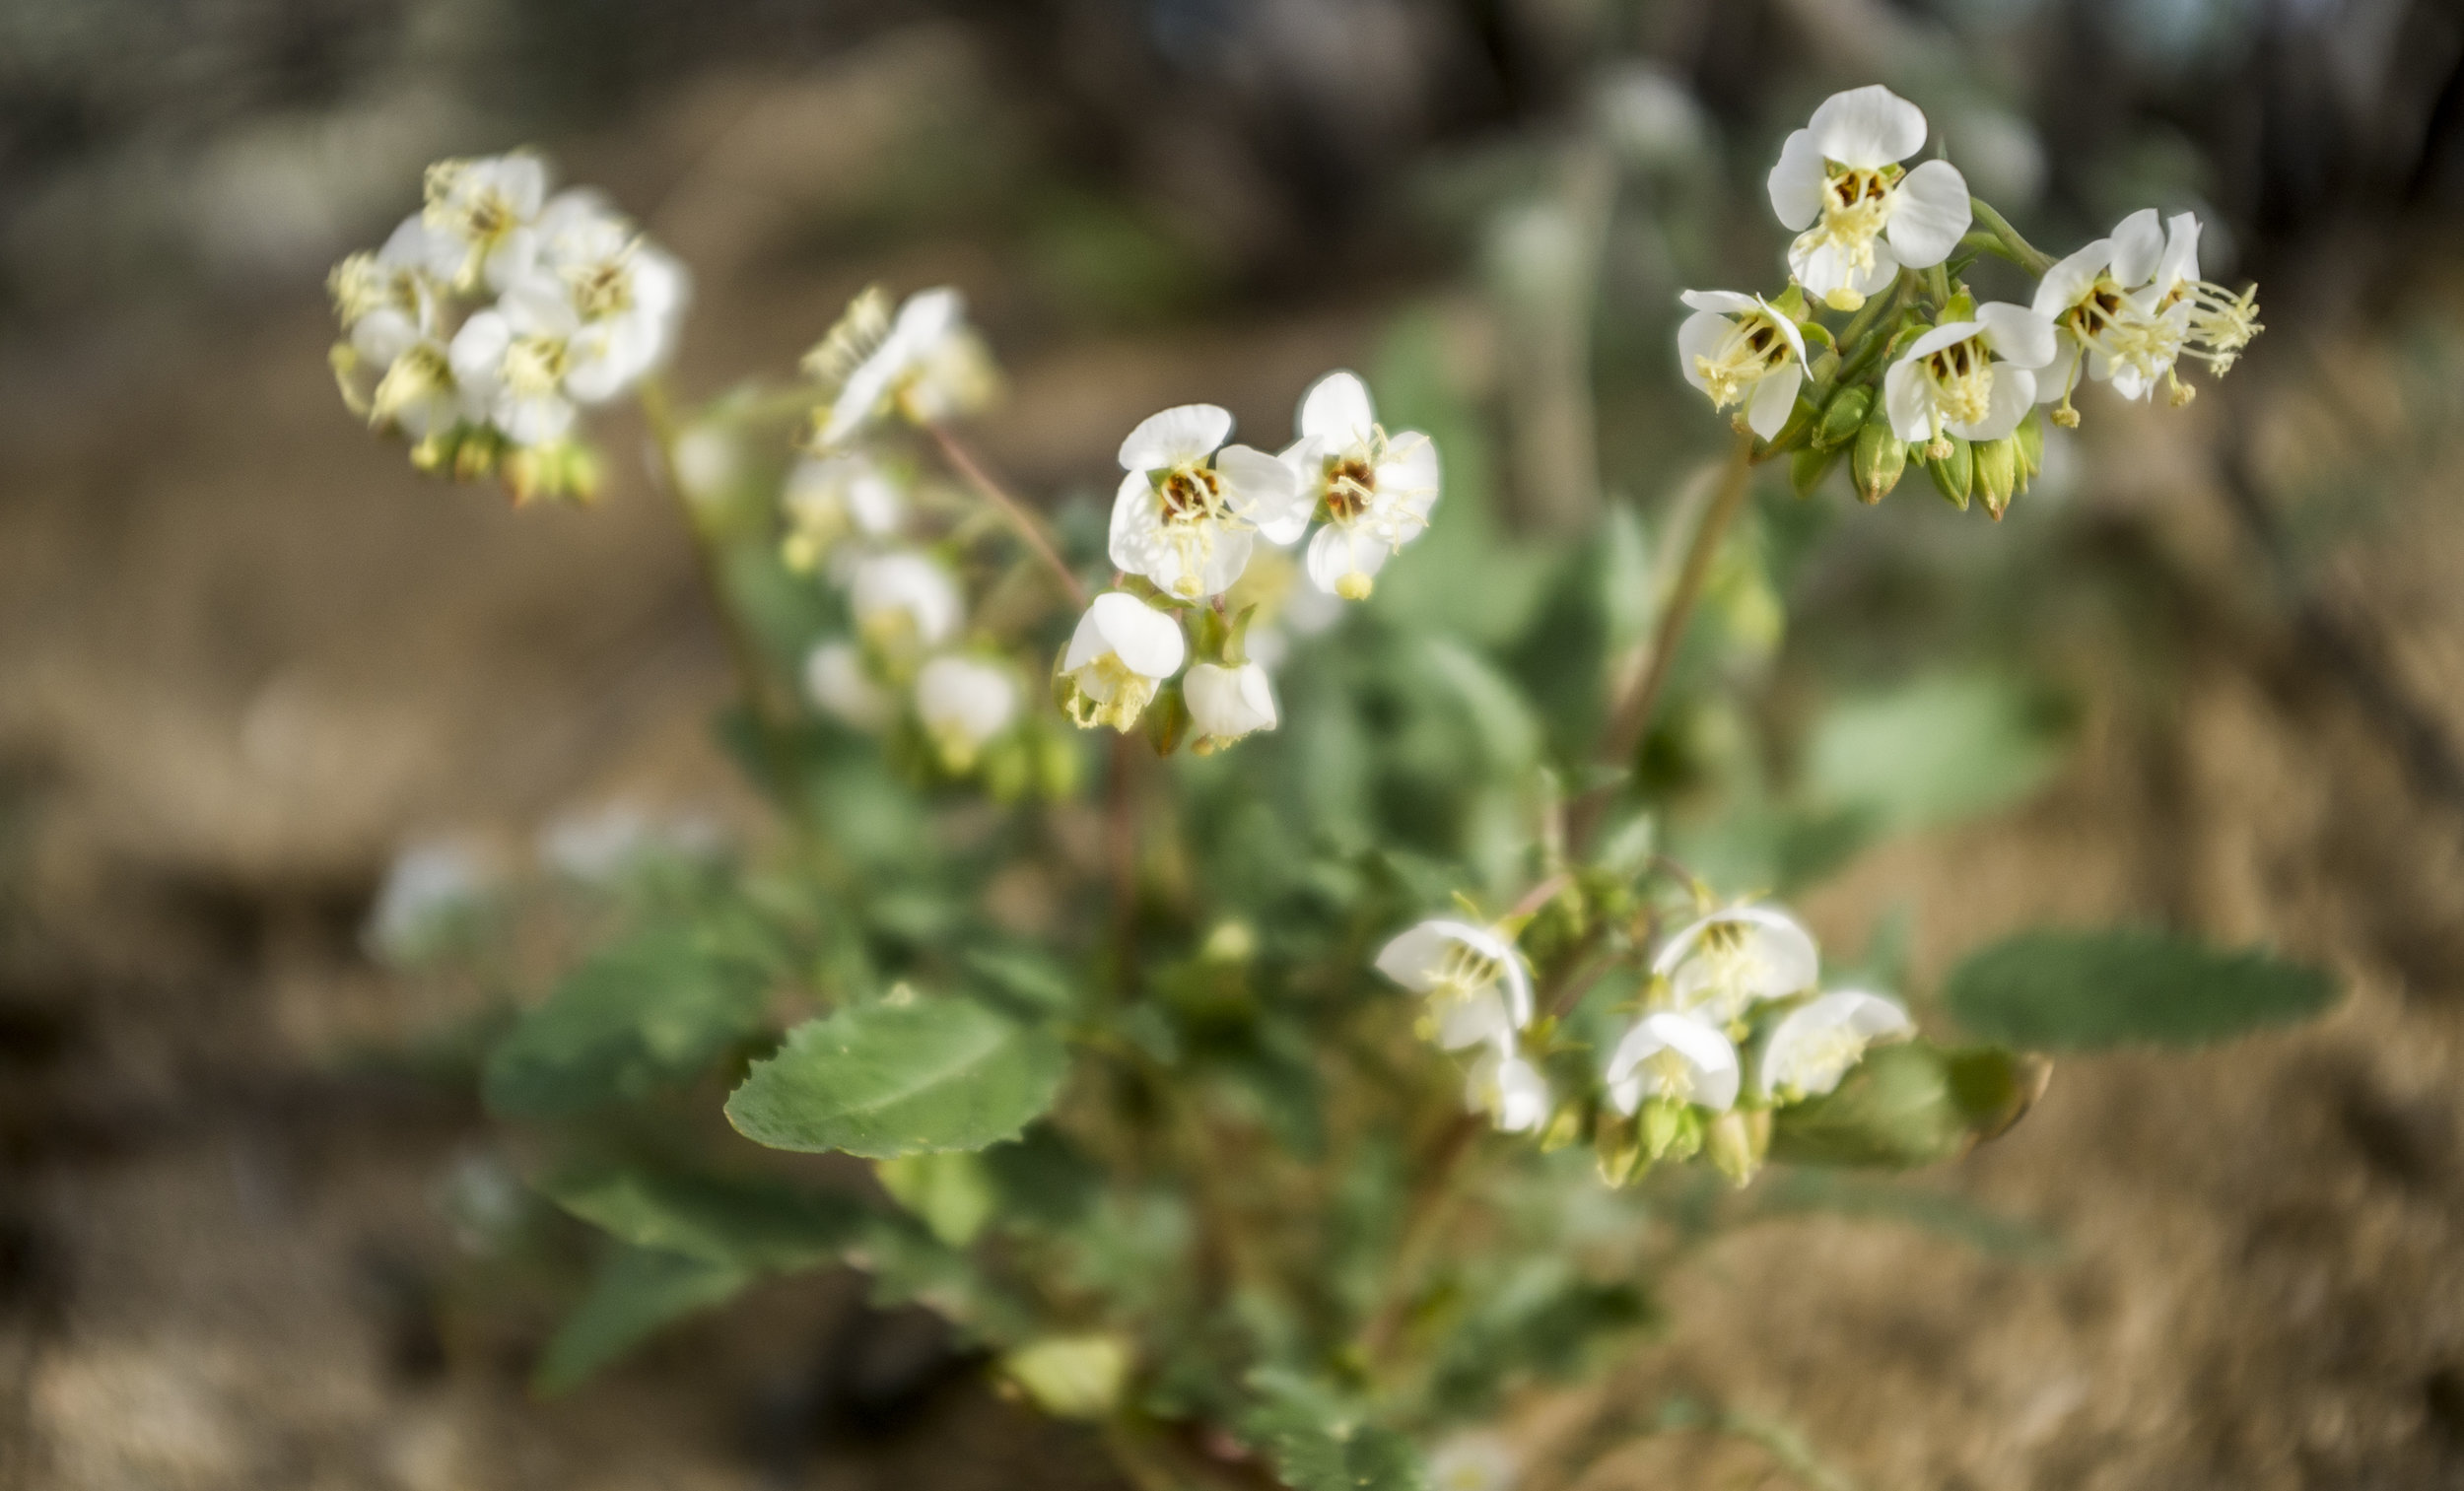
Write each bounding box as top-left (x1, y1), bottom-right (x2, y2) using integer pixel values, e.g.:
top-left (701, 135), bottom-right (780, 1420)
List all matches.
top-left (1432, 941), bottom-right (1504, 1002)
top-left (1692, 312), bottom-right (1793, 411)
top-left (1159, 464), bottom-right (1226, 525)
top-left (1922, 335), bottom-right (1995, 430)
top-left (1067, 655), bottom-right (1155, 732)
top-left (505, 335), bottom-right (569, 398)
top-left (1643, 1048), bottom-right (1697, 1101)
top-left (567, 256), bottom-right (636, 321)
top-left (1809, 165), bottom-right (1900, 268)
top-left (371, 343), bottom-right (450, 426)
top-left (1323, 455), bottom-right (1376, 521)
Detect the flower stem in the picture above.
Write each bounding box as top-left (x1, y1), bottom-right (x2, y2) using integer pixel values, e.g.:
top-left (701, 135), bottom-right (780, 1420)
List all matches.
top-left (636, 378), bottom-right (802, 792)
top-left (1967, 197), bottom-right (2056, 276)
top-left (1580, 429), bottom-right (1759, 845)
top-left (1356, 1109), bottom-right (1485, 1375)
top-left (928, 422), bottom-right (1090, 608)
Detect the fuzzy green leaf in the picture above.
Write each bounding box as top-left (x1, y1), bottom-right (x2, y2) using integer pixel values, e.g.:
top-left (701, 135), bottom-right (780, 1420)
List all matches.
top-left (1943, 927), bottom-right (2337, 1050)
top-left (725, 999), bottom-right (1068, 1158)
top-left (533, 1244), bottom-right (751, 1395)
top-left (483, 925), bottom-right (773, 1118)
top-left (541, 1165), bottom-right (867, 1272)
top-left (1806, 672), bottom-right (2064, 832)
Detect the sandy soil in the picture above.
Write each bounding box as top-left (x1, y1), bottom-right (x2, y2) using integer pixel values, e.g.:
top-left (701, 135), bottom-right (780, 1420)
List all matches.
top-left (8, 47), bottom-right (2464, 1491)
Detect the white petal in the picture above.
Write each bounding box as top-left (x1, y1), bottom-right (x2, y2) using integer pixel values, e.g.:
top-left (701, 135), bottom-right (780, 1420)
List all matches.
top-left (1108, 471), bottom-right (1164, 575)
top-left (2108, 208), bottom-right (2164, 287)
top-left (1678, 289), bottom-right (1761, 316)
top-left (894, 288), bottom-right (963, 348)
top-left (1809, 85), bottom-right (1928, 169)
top-left (1214, 443), bottom-right (1306, 531)
top-left (351, 307), bottom-right (422, 368)
top-left (2035, 338), bottom-right (2082, 405)
top-left (1883, 358), bottom-right (1932, 441)
top-left (2032, 237), bottom-right (2113, 318)
top-left (1951, 364), bottom-right (2035, 441)
top-left (1606, 1013), bottom-right (1740, 1113)
top-left (1305, 523), bottom-right (1387, 594)
top-left (1380, 431), bottom-right (1441, 507)
top-left (1652, 904), bottom-right (1819, 989)
top-left (1186, 660), bottom-right (1276, 740)
top-left (2156, 212), bottom-right (2203, 291)
top-left (1904, 319), bottom-right (1982, 361)
top-left (1976, 302), bottom-right (2057, 370)
top-left (1884, 161), bottom-right (1971, 268)
top-left (1435, 988), bottom-right (1515, 1050)
top-left (1676, 309), bottom-right (1734, 393)
top-left (1092, 591), bottom-right (1187, 677)
top-left (447, 310), bottom-right (510, 391)
top-left (1760, 989), bottom-right (1911, 1098)
top-left (1119, 404), bottom-right (1232, 471)
top-left (498, 392), bottom-right (573, 446)
top-left (1766, 129), bottom-right (1826, 231)
top-left (1762, 300), bottom-right (1810, 365)
top-left (1746, 362), bottom-right (1802, 441)
top-left (1296, 371), bottom-right (1376, 444)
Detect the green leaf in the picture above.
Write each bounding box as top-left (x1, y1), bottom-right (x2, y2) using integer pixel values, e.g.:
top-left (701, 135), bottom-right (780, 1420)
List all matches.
top-left (1805, 671), bottom-right (2064, 832)
top-left (540, 1165), bottom-right (866, 1272)
top-left (725, 999), bottom-right (1068, 1159)
top-left (1943, 927), bottom-right (2338, 1050)
top-left (1769, 1040), bottom-right (2041, 1170)
top-left (533, 1244), bottom-right (751, 1395)
top-left (483, 924), bottom-right (774, 1118)
top-left (1240, 1371), bottom-right (1425, 1491)
top-left (875, 1151), bottom-right (996, 1246)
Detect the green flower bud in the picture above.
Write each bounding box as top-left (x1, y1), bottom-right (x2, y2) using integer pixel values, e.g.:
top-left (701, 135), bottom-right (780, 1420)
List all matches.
top-left (1814, 384), bottom-right (1872, 450)
top-left (1852, 420), bottom-right (1906, 505)
top-left (1927, 436), bottom-right (1974, 509)
top-left (2015, 408), bottom-right (2045, 480)
top-left (1790, 441), bottom-right (1842, 498)
top-left (1974, 435), bottom-right (2019, 519)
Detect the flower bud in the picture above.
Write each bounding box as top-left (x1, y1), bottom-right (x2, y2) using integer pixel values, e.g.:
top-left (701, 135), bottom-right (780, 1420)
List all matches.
top-left (1184, 662), bottom-right (1277, 752)
top-left (1705, 1109), bottom-right (1770, 1186)
top-left (1852, 420), bottom-right (1906, 505)
top-left (2014, 409), bottom-right (2045, 481)
top-left (1927, 436), bottom-right (1973, 509)
top-left (1814, 384), bottom-right (1871, 450)
top-left (1973, 435), bottom-right (2019, 519)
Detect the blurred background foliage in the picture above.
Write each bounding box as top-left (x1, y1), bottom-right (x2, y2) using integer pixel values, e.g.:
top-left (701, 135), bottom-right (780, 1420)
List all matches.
top-left (7, 1), bottom-right (2464, 1489)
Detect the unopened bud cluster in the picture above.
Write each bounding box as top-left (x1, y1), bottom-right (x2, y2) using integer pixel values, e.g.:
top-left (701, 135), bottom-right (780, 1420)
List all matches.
top-left (1680, 86), bottom-right (2262, 519)
top-left (327, 152), bottom-right (688, 505)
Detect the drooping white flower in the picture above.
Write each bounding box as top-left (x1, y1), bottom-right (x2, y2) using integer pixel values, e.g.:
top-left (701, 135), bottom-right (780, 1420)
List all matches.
top-left (1466, 1046), bottom-right (1550, 1134)
top-left (804, 641), bottom-right (895, 730)
top-left (782, 454), bottom-right (906, 571)
top-left (2148, 214), bottom-right (2263, 378)
top-left (1060, 591), bottom-right (1187, 732)
top-left (419, 152), bottom-right (550, 292)
top-left (811, 287), bottom-right (996, 446)
top-left (1606, 1011), bottom-right (1741, 1115)
top-left (1759, 989), bottom-right (1914, 1102)
top-left (1676, 290), bottom-right (1809, 440)
top-left (2036, 209), bottom-right (2260, 423)
top-left (1767, 86), bottom-right (1971, 310)
top-left (915, 655), bottom-right (1018, 770)
top-left (328, 216), bottom-right (466, 438)
top-left (1375, 918), bottom-right (1535, 1051)
top-left (1277, 372), bottom-right (1441, 601)
top-left (1653, 905), bottom-right (1819, 1026)
top-left (1429, 1433), bottom-right (1521, 1491)
top-left (1110, 405), bottom-right (1307, 599)
top-left (1183, 662), bottom-right (1277, 751)
top-left (850, 552), bottom-right (963, 651)
top-left (1882, 303), bottom-right (2057, 451)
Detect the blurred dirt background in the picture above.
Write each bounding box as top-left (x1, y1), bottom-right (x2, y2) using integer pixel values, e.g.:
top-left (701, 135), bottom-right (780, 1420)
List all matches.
top-left (8, 1), bottom-right (2464, 1488)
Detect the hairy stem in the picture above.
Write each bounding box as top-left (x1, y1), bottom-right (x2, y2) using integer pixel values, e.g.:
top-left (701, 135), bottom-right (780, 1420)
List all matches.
top-left (1579, 429), bottom-right (1759, 846)
top-left (1967, 196), bottom-right (2056, 277)
top-left (929, 423), bottom-right (1091, 607)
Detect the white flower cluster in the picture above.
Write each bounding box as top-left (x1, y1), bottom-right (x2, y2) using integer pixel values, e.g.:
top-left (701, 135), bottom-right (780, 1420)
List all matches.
top-left (327, 152), bottom-right (689, 502)
top-left (1677, 85), bottom-right (2261, 508)
top-left (1374, 903), bottom-right (1914, 1170)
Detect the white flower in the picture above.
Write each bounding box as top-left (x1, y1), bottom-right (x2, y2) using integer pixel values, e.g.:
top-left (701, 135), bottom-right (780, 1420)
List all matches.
top-left (783, 454), bottom-right (906, 571)
top-left (2033, 209), bottom-right (2258, 422)
top-left (1183, 662), bottom-right (1277, 751)
top-left (1767, 86), bottom-right (1972, 311)
top-left (1759, 989), bottom-right (1914, 1102)
top-left (449, 280), bottom-right (661, 447)
top-left (419, 152), bottom-right (549, 292)
top-left (804, 641), bottom-right (894, 730)
top-left (1375, 918), bottom-right (1534, 1050)
top-left (528, 189), bottom-right (689, 394)
top-left (1277, 372), bottom-right (1440, 601)
top-left (850, 552), bottom-right (963, 651)
top-left (328, 216), bottom-right (465, 437)
top-left (538, 802), bottom-right (721, 882)
top-left (1676, 290), bottom-right (1809, 440)
top-left (1606, 1011), bottom-right (1741, 1115)
top-left (813, 287), bottom-right (995, 446)
top-left (1060, 591), bottom-right (1187, 732)
top-left (1466, 1047), bottom-right (1550, 1134)
top-left (1109, 405), bottom-right (1307, 599)
top-left (1429, 1433), bottom-right (1520, 1491)
top-left (365, 840), bottom-right (493, 962)
top-left (915, 655), bottom-right (1019, 770)
top-left (1653, 905), bottom-right (1818, 1026)
top-left (1882, 303), bottom-right (2057, 450)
